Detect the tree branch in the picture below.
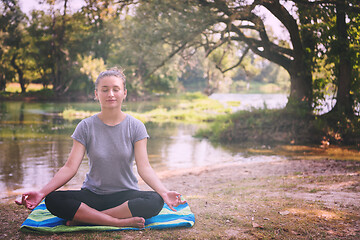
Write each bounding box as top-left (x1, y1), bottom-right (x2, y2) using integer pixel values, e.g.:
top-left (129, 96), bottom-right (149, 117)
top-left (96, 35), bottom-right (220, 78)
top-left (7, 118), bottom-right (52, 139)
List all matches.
top-left (230, 24), bottom-right (291, 70)
top-left (215, 46), bottom-right (250, 73)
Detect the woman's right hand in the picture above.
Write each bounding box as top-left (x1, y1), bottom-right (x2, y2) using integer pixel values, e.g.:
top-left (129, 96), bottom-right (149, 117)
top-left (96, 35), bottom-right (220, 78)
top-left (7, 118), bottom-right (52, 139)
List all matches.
top-left (15, 191), bottom-right (45, 210)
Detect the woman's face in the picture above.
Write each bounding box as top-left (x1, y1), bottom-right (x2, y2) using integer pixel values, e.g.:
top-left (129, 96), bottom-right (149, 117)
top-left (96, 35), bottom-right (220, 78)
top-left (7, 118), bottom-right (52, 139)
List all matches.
top-left (95, 76), bottom-right (127, 110)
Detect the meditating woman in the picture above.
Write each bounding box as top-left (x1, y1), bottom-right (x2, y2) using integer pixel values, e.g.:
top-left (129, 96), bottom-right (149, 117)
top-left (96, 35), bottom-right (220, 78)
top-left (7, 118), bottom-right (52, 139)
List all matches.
top-left (16, 67), bottom-right (186, 228)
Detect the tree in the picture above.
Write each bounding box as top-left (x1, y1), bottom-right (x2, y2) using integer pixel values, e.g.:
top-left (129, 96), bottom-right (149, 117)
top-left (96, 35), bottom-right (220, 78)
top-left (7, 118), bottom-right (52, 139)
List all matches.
top-left (0, 0), bottom-right (29, 93)
top-left (48, 0), bottom-right (70, 94)
top-left (293, 0), bottom-right (360, 117)
top-left (120, 0), bottom-right (360, 116)
top-left (27, 0), bottom-right (100, 95)
top-left (117, 0), bottom-right (314, 110)
top-left (109, 0), bottom-right (214, 96)
top-left (79, 0), bottom-right (123, 63)
top-left (26, 0), bottom-right (72, 95)
top-left (202, 0), bottom-right (316, 109)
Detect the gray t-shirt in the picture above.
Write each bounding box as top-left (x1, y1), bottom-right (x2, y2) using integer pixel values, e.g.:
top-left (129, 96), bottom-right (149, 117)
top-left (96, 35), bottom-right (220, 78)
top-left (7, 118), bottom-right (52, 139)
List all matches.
top-left (71, 114), bottom-right (149, 194)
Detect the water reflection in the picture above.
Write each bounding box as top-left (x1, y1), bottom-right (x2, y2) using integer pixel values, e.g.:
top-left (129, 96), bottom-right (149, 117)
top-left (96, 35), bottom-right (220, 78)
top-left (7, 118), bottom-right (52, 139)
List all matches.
top-left (147, 123), bottom-right (261, 170)
top-left (0, 99), bottom-right (286, 203)
top-left (210, 93), bottom-right (288, 111)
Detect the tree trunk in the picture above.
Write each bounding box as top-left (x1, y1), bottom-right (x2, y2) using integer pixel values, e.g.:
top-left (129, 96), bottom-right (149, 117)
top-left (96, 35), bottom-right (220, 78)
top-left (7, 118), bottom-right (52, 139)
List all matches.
top-left (0, 73), bottom-right (6, 91)
top-left (245, 0), bottom-right (314, 112)
top-left (331, 0), bottom-right (353, 116)
top-left (287, 60), bottom-right (313, 109)
top-left (51, 0), bottom-right (68, 95)
top-left (285, 3), bottom-right (316, 111)
top-left (11, 55), bottom-right (26, 93)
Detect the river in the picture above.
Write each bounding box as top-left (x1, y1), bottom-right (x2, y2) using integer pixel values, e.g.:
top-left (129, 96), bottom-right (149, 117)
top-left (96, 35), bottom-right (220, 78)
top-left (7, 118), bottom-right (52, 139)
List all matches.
top-left (0, 93), bottom-right (297, 202)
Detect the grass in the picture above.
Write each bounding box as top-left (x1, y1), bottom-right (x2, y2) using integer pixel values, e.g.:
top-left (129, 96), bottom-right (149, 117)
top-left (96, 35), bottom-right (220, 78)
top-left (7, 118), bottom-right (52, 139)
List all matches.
top-left (62, 93), bottom-right (232, 123)
top-left (196, 108), bottom-right (322, 145)
top-left (196, 106), bottom-right (360, 147)
top-left (5, 83), bottom-right (53, 93)
top-left (1, 83), bottom-right (55, 100)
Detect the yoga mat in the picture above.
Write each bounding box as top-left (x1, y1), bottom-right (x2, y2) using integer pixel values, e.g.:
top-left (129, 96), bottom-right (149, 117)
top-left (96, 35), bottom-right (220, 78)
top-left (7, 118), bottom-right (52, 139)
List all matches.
top-left (20, 199), bottom-right (195, 233)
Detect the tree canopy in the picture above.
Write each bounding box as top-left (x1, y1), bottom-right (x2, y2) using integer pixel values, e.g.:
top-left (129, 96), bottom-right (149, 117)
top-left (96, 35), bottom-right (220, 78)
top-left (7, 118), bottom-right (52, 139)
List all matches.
top-left (1, 0), bottom-right (359, 118)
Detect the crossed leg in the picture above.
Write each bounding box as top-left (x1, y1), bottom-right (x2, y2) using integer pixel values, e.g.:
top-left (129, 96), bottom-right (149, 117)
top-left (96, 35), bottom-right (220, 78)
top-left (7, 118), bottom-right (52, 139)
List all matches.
top-left (67, 201), bottom-right (145, 228)
top-left (45, 189), bottom-right (163, 229)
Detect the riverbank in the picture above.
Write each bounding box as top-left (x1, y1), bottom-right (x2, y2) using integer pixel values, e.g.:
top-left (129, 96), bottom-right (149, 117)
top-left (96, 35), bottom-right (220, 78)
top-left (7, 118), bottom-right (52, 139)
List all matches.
top-left (197, 107), bottom-right (360, 147)
top-left (2, 157), bottom-right (359, 240)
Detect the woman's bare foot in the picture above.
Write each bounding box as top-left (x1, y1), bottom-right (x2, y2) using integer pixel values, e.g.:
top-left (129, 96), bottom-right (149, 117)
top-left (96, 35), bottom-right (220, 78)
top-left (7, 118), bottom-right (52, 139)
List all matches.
top-left (66, 217), bottom-right (145, 228)
top-left (118, 217), bottom-right (145, 228)
top-left (66, 220), bottom-right (83, 226)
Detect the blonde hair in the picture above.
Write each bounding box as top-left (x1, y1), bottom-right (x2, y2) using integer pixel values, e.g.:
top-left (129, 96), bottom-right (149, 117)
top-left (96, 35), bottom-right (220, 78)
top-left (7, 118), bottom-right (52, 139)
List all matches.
top-left (95, 67), bottom-right (126, 90)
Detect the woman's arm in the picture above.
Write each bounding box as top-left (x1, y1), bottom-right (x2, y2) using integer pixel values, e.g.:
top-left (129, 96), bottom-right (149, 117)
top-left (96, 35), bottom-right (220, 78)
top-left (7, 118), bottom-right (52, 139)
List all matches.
top-left (39, 139), bottom-right (85, 196)
top-left (15, 139), bottom-right (85, 209)
top-left (134, 138), bottom-right (186, 211)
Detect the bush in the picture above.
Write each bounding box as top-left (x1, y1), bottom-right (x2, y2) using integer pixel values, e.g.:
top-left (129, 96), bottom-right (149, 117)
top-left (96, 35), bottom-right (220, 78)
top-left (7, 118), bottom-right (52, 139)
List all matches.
top-left (197, 108), bottom-right (324, 146)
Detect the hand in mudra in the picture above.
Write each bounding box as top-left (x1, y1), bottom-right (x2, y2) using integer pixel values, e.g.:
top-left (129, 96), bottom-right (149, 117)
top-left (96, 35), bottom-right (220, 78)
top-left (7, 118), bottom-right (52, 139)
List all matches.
top-left (15, 191), bottom-right (44, 210)
top-left (162, 191), bottom-right (187, 211)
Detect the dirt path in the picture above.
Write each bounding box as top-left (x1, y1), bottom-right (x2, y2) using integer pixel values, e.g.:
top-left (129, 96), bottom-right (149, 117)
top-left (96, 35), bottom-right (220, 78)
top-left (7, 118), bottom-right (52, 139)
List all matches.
top-left (160, 158), bottom-right (360, 209)
top-left (152, 158), bottom-right (360, 239)
top-left (1, 158), bottom-right (359, 239)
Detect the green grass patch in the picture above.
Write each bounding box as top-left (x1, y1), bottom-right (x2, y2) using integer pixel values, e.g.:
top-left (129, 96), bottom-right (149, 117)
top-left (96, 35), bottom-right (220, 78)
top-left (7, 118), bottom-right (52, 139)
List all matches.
top-left (5, 83), bottom-right (52, 93)
top-left (226, 100), bottom-right (241, 107)
top-left (196, 108), bottom-right (324, 145)
top-left (309, 188), bottom-right (321, 193)
top-left (62, 93), bottom-right (231, 123)
top-left (1, 83), bottom-right (55, 100)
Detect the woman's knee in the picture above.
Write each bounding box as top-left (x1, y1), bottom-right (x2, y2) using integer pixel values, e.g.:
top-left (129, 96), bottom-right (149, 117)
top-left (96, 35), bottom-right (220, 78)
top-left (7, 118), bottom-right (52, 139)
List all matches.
top-left (44, 191), bottom-right (59, 212)
top-left (45, 191), bottom-right (81, 220)
top-left (152, 192), bottom-right (164, 213)
top-left (128, 191), bottom-right (164, 219)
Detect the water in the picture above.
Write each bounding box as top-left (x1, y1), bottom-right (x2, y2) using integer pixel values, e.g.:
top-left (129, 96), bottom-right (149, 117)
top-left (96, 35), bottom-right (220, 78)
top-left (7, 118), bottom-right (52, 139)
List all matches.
top-left (0, 95), bottom-right (288, 203)
top-left (210, 93), bottom-right (288, 111)
top-left (211, 93), bottom-right (360, 115)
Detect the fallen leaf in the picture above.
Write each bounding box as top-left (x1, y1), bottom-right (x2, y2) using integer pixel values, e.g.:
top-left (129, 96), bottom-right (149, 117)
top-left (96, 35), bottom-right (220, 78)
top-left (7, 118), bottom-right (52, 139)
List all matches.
top-left (252, 222), bottom-right (264, 229)
top-left (279, 210), bottom-right (290, 216)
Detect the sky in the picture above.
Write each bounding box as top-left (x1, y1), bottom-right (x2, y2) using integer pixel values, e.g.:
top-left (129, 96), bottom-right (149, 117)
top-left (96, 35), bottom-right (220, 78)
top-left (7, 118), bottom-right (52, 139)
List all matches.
top-left (19, 0), bottom-right (85, 14)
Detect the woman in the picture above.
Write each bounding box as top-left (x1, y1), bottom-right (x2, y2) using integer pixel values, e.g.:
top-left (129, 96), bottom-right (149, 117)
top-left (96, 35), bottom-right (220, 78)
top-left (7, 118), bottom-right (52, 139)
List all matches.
top-left (16, 67), bottom-right (186, 228)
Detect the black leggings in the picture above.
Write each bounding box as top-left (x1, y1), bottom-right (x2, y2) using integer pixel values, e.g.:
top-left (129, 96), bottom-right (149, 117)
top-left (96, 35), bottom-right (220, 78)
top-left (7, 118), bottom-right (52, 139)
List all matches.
top-left (45, 189), bottom-right (164, 220)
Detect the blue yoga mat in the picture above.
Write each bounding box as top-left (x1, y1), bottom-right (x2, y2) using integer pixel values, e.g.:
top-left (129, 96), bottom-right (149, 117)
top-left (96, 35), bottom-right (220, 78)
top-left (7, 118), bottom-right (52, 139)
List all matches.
top-left (20, 199), bottom-right (195, 233)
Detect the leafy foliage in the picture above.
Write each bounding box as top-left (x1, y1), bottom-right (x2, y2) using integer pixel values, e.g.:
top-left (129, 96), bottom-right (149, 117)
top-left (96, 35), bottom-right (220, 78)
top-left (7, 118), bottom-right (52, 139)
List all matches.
top-left (1, 0), bottom-right (359, 145)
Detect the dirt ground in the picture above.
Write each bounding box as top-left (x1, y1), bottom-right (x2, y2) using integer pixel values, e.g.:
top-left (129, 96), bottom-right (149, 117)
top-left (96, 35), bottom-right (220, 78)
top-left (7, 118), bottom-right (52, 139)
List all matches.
top-left (1, 156), bottom-right (359, 239)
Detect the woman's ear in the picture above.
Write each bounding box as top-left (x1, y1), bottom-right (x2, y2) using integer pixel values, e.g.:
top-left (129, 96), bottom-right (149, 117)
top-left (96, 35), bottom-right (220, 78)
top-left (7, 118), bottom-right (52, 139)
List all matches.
top-left (94, 89), bottom-right (98, 100)
top-left (123, 89), bottom-right (127, 100)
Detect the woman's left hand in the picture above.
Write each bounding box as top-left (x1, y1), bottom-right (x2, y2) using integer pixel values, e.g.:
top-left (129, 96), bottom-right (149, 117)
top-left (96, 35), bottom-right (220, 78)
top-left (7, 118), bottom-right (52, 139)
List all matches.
top-left (162, 191), bottom-right (187, 211)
